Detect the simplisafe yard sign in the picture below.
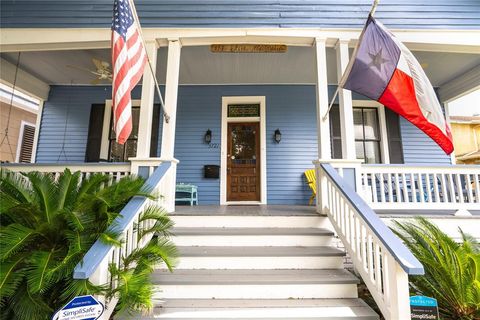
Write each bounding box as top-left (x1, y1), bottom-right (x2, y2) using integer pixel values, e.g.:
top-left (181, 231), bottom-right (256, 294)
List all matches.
top-left (52, 295), bottom-right (104, 320)
top-left (410, 295), bottom-right (439, 320)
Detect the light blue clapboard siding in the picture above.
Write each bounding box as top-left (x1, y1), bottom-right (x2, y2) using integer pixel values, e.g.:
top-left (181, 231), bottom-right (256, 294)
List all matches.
top-left (35, 85), bottom-right (163, 162)
top-left (399, 118), bottom-right (451, 164)
top-left (1, 0), bottom-right (479, 29)
top-left (36, 84), bottom-right (451, 204)
top-left (174, 85), bottom-right (318, 204)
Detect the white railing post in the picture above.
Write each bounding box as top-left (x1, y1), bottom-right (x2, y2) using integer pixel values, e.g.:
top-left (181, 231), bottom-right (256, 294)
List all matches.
top-left (386, 255), bottom-right (411, 320)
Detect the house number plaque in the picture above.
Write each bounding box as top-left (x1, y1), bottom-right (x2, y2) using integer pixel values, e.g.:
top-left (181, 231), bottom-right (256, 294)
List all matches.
top-left (211, 44), bottom-right (287, 53)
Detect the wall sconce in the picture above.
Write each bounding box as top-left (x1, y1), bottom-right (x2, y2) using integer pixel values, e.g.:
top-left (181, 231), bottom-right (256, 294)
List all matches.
top-left (204, 129), bottom-right (212, 144)
top-left (274, 129), bottom-right (282, 143)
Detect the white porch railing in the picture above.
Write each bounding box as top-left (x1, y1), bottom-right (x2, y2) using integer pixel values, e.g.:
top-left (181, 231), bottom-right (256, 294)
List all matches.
top-left (316, 162), bottom-right (424, 320)
top-left (359, 164), bottom-right (480, 212)
top-left (0, 162), bottom-right (132, 182)
top-left (73, 160), bottom-right (177, 320)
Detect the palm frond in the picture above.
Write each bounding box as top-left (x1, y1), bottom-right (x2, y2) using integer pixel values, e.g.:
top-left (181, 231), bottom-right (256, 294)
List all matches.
top-left (0, 255), bottom-right (27, 306)
top-left (0, 169), bottom-right (32, 210)
top-left (0, 223), bottom-right (36, 261)
top-left (392, 217), bottom-right (480, 320)
top-left (26, 171), bottom-right (58, 224)
top-left (26, 249), bottom-right (58, 294)
top-left (10, 285), bottom-right (53, 320)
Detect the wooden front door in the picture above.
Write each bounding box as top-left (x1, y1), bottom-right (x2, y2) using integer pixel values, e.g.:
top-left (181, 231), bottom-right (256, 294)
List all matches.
top-left (227, 122), bottom-right (261, 202)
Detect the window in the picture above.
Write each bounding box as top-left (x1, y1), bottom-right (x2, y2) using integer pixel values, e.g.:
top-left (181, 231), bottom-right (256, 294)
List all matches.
top-left (354, 107), bottom-right (381, 163)
top-left (108, 107), bottom-right (140, 162)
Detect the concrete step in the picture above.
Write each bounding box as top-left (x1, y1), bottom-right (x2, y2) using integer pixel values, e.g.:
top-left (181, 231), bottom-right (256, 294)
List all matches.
top-left (163, 246), bottom-right (345, 269)
top-left (152, 269), bottom-right (359, 299)
top-left (172, 227), bottom-right (334, 246)
top-left (137, 299), bottom-right (379, 319)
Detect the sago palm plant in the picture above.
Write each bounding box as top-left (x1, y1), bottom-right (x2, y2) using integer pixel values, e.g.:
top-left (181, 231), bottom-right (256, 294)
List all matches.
top-left (392, 217), bottom-right (480, 320)
top-left (0, 169), bottom-right (177, 320)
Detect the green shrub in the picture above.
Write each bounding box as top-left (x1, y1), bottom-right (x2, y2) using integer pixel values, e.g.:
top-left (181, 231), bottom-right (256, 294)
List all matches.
top-left (0, 169), bottom-right (177, 319)
top-left (392, 217), bottom-right (480, 320)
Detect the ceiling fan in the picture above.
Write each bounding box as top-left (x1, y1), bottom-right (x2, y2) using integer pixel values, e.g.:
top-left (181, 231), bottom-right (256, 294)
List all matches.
top-left (67, 58), bottom-right (113, 85)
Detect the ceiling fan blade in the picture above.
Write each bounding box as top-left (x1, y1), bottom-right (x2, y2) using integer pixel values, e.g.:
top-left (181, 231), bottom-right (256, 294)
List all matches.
top-left (66, 64), bottom-right (104, 77)
top-left (92, 58), bottom-right (105, 71)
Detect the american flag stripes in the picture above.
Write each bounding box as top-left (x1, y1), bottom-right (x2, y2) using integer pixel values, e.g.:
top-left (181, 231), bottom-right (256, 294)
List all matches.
top-left (111, 0), bottom-right (146, 144)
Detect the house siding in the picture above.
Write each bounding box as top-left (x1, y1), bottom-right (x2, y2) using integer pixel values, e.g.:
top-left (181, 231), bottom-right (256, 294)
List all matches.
top-left (2, 0), bottom-right (480, 29)
top-left (400, 117), bottom-right (451, 164)
top-left (36, 84), bottom-right (451, 204)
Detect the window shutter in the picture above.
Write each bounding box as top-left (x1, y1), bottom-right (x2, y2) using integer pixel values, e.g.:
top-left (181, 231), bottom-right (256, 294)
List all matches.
top-left (85, 104), bottom-right (105, 162)
top-left (329, 104), bottom-right (342, 159)
top-left (385, 108), bottom-right (404, 164)
top-left (149, 103), bottom-right (161, 157)
top-left (18, 124), bottom-right (35, 163)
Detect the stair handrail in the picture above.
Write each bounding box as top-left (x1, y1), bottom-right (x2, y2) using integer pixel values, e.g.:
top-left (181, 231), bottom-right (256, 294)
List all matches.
top-left (73, 160), bottom-right (177, 320)
top-left (317, 163), bottom-right (424, 320)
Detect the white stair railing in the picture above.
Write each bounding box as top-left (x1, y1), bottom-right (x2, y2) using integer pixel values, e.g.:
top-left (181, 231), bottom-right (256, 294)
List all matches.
top-left (359, 164), bottom-right (480, 213)
top-left (316, 163), bottom-right (424, 320)
top-left (73, 160), bottom-right (177, 320)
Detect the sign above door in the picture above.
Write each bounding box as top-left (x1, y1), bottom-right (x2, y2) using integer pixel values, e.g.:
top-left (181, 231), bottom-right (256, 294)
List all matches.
top-left (211, 44), bottom-right (287, 53)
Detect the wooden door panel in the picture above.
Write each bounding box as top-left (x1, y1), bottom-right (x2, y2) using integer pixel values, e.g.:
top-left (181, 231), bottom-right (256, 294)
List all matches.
top-left (227, 122), bottom-right (260, 201)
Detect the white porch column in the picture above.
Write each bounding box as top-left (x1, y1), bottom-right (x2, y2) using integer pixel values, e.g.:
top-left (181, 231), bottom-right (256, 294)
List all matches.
top-left (336, 39), bottom-right (356, 160)
top-left (136, 40), bottom-right (158, 158)
top-left (160, 39), bottom-right (182, 159)
top-left (315, 38), bottom-right (331, 160)
top-left (314, 38), bottom-right (331, 215)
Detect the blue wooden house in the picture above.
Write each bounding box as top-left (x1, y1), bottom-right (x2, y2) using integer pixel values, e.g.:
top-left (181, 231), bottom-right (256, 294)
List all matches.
top-left (1, 1), bottom-right (479, 319)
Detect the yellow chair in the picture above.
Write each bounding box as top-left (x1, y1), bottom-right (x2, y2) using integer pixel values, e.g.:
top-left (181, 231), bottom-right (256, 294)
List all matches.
top-left (304, 169), bottom-right (317, 205)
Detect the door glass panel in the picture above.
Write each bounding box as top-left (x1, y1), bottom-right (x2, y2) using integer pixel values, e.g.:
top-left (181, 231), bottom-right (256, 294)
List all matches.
top-left (231, 125), bottom-right (256, 164)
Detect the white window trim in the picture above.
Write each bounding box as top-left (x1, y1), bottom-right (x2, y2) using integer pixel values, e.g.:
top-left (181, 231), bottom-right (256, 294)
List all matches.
top-left (221, 96), bottom-right (267, 205)
top-left (100, 99), bottom-right (141, 161)
top-left (15, 120), bottom-right (36, 163)
top-left (352, 100), bottom-right (390, 164)
top-left (31, 100), bottom-right (43, 163)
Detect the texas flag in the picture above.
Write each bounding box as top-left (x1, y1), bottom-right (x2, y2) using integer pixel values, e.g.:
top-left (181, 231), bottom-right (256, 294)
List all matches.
top-left (340, 16), bottom-right (454, 155)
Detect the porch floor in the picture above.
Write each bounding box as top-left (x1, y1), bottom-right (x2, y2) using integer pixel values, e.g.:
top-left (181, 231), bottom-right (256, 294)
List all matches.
top-left (173, 205), bottom-right (318, 216)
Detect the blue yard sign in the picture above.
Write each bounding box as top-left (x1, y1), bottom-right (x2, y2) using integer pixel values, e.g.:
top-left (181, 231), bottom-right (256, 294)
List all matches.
top-left (52, 295), bottom-right (104, 320)
top-left (410, 295), bottom-right (439, 320)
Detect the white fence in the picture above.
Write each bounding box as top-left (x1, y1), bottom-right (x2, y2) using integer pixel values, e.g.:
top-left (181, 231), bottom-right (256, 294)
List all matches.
top-left (359, 165), bottom-right (480, 212)
top-left (0, 162), bottom-right (132, 182)
top-left (316, 162), bottom-right (424, 320)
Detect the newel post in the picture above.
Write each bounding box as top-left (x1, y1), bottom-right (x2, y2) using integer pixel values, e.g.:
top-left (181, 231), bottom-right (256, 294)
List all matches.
top-left (386, 255), bottom-right (412, 320)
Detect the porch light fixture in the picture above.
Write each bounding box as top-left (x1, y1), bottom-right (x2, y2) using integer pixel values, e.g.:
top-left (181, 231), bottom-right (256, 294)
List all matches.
top-left (274, 129), bottom-right (282, 143)
top-left (204, 129), bottom-right (212, 144)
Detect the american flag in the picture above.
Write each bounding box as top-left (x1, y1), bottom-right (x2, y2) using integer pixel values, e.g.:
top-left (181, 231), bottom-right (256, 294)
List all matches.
top-left (111, 0), bottom-right (146, 144)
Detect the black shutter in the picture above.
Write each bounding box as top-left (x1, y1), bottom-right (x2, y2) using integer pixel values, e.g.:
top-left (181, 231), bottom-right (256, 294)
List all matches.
top-left (385, 108), bottom-right (404, 164)
top-left (329, 104), bottom-right (342, 159)
top-left (149, 103), bottom-right (161, 157)
top-left (85, 104), bottom-right (105, 162)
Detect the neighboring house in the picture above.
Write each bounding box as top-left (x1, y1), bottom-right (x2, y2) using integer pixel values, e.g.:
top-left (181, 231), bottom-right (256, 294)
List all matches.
top-left (1, 1), bottom-right (479, 319)
top-left (0, 84), bottom-right (39, 163)
top-left (450, 115), bottom-right (480, 164)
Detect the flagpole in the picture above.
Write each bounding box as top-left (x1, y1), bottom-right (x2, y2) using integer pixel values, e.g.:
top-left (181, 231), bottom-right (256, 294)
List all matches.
top-left (127, 0), bottom-right (170, 123)
top-left (322, 0), bottom-right (380, 121)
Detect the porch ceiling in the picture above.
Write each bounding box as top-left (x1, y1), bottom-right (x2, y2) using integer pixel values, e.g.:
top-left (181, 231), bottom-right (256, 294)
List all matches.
top-left (1, 46), bottom-right (478, 88)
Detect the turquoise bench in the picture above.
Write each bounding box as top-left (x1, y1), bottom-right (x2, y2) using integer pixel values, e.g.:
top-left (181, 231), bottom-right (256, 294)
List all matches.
top-left (175, 184), bottom-right (198, 206)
